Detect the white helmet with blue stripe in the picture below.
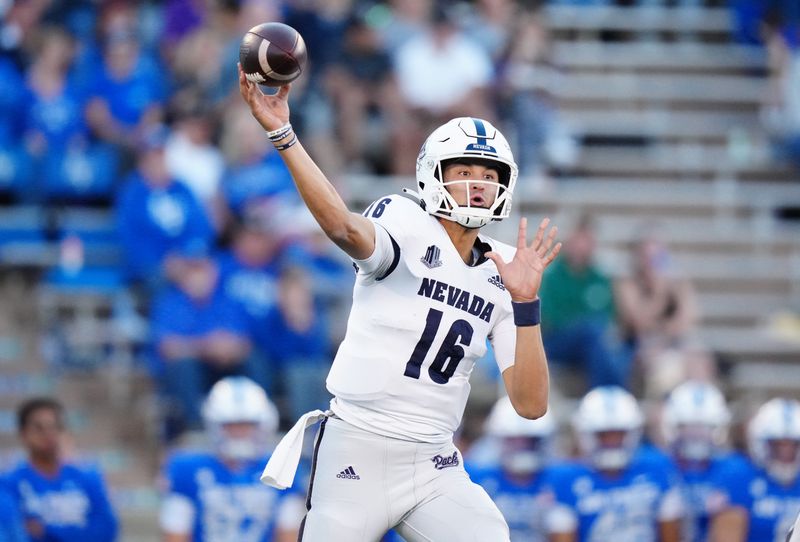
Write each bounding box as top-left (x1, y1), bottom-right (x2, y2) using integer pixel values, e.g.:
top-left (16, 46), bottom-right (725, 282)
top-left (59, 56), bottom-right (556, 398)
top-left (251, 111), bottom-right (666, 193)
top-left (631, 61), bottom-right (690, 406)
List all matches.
top-left (573, 386), bottom-right (644, 470)
top-left (415, 117), bottom-right (518, 229)
top-left (203, 376), bottom-right (278, 460)
top-left (748, 398), bottom-right (800, 484)
top-left (662, 380), bottom-right (730, 461)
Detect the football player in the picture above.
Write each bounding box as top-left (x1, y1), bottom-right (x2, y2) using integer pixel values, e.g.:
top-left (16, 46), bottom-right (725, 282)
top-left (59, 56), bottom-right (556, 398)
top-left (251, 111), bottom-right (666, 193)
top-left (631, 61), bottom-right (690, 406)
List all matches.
top-left (160, 377), bottom-right (303, 542)
top-left (546, 386), bottom-right (684, 542)
top-left (661, 380), bottom-right (740, 542)
top-left (710, 398), bottom-right (800, 542)
top-left (239, 65), bottom-right (560, 542)
top-left (470, 395), bottom-right (557, 541)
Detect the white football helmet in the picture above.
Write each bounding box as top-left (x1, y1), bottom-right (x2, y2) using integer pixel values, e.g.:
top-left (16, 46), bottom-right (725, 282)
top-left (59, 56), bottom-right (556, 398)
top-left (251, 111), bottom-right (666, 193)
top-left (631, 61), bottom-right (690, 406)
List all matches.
top-left (485, 396), bottom-right (555, 475)
top-left (748, 398), bottom-right (800, 485)
top-left (662, 381), bottom-right (730, 462)
top-left (202, 377), bottom-right (279, 461)
top-left (573, 386), bottom-right (644, 471)
top-left (415, 117), bottom-right (518, 229)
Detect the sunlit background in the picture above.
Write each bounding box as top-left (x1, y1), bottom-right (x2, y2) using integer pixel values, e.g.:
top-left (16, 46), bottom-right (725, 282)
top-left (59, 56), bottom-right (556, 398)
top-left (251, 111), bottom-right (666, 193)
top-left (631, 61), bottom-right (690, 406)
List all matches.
top-left (0, 0), bottom-right (799, 539)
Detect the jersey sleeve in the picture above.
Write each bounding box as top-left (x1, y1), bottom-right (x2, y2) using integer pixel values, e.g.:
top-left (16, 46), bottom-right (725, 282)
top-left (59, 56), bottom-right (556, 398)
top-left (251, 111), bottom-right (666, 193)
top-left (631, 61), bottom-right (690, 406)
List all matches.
top-left (353, 195), bottom-right (416, 281)
top-left (159, 455), bottom-right (198, 534)
top-left (544, 464), bottom-right (581, 534)
top-left (489, 309), bottom-right (516, 373)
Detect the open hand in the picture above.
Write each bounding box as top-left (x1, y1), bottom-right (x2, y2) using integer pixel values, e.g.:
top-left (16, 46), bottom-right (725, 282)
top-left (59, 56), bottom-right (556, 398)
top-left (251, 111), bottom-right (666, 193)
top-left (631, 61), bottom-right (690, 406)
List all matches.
top-left (238, 63), bottom-right (291, 132)
top-left (486, 217), bottom-right (561, 302)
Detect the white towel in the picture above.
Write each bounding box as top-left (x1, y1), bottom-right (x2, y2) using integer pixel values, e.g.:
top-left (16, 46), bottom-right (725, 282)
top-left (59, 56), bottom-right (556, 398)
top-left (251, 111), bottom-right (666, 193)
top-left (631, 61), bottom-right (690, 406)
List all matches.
top-left (261, 409), bottom-right (328, 489)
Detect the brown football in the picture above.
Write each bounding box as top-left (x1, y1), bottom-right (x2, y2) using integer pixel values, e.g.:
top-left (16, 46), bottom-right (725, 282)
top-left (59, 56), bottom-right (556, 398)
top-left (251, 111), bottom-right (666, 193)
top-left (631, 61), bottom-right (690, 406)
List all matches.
top-left (239, 22), bottom-right (307, 87)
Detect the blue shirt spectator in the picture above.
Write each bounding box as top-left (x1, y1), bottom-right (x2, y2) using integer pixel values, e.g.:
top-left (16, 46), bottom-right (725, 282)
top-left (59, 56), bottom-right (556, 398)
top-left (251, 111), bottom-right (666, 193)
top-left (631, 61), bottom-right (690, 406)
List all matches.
top-left (116, 130), bottom-right (213, 283)
top-left (0, 487), bottom-right (27, 542)
top-left (4, 463), bottom-right (118, 542)
top-left (0, 59), bottom-right (28, 145)
top-left (223, 151), bottom-right (295, 217)
top-left (150, 258), bottom-right (251, 375)
top-left (89, 35), bottom-right (165, 128)
top-left (6, 398), bottom-right (117, 542)
top-left (149, 244), bottom-right (265, 436)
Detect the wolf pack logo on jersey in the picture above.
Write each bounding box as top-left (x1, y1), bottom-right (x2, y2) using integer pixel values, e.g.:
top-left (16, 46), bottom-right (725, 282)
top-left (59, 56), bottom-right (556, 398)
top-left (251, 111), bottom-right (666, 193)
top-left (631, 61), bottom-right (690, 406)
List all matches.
top-left (488, 275), bottom-right (505, 291)
top-left (431, 451), bottom-right (460, 470)
top-left (421, 245), bottom-right (443, 269)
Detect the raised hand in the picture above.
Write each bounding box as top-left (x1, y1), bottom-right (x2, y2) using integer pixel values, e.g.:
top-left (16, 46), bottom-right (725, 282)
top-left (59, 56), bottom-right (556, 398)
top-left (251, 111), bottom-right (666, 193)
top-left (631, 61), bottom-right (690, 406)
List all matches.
top-left (485, 217), bottom-right (561, 303)
top-left (238, 63), bottom-right (291, 132)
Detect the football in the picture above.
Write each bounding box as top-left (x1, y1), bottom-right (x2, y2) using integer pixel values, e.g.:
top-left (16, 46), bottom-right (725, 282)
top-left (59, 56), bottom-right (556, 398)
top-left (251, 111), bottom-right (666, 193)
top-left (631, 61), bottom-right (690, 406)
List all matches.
top-left (239, 22), bottom-right (307, 87)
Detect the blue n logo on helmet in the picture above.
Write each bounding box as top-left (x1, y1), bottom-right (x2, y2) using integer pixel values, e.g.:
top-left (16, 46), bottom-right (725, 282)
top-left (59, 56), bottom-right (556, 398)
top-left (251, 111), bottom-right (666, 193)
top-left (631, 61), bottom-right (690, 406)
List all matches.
top-left (464, 118), bottom-right (497, 154)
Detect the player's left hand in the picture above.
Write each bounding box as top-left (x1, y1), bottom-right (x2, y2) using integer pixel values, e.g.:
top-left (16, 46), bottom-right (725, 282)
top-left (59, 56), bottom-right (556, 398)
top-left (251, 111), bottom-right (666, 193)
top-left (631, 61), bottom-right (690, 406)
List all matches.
top-left (485, 217), bottom-right (561, 303)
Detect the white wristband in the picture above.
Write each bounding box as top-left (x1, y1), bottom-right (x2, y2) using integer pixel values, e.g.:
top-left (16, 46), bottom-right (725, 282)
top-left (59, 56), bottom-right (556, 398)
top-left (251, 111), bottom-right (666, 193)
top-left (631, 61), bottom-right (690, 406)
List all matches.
top-left (266, 122), bottom-right (292, 141)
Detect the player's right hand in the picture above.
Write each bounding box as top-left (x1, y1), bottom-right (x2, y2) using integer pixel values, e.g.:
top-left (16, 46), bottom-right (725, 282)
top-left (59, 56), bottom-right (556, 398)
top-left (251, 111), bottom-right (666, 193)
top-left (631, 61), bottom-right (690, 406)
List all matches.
top-left (238, 63), bottom-right (290, 132)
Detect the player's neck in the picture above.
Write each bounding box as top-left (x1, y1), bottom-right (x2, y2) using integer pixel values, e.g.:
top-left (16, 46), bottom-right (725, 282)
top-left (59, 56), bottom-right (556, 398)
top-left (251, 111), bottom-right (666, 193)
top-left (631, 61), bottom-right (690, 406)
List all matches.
top-left (438, 218), bottom-right (480, 265)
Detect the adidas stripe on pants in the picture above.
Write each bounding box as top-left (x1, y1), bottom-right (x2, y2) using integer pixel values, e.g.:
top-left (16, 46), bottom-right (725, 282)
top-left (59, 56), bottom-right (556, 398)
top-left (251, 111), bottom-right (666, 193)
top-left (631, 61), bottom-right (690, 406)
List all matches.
top-left (298, 415), bottom-right (509, 542)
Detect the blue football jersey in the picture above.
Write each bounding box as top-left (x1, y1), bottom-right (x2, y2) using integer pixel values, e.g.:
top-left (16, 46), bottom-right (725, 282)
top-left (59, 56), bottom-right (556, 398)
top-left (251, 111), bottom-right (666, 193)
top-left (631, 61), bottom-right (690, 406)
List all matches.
top-left (546, 448), bottom-right (683, 542)
top-left (676, 453), bottom-right (747, 542)
top-left (4, 461), bottom-right (118, 542)
top-left (712, 455), bottom-right (800, 542)
top-left (162, 452), bottom-right (299, 542)
top-left (471, 466), bottom-right (552, 542)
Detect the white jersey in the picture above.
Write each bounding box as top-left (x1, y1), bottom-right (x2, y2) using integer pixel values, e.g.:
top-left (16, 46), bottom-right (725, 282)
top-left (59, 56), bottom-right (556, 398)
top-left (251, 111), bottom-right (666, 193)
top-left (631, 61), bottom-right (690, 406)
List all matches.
top-left (327, 194), bottom-right (517, 443)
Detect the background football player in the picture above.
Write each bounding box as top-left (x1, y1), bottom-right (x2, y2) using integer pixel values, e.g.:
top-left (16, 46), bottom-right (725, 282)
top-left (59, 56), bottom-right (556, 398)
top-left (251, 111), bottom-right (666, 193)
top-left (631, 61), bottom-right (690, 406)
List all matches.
top-left (546, 386), bottom-right (684, 542)
top-left (469, 395), bottom-right (557, 541)
top-left (159, 377), bottom-right (302, 542)
top-left (662, 380), bottom-right (739, 542)
top-left (710, 398), bottom-right (800, 542)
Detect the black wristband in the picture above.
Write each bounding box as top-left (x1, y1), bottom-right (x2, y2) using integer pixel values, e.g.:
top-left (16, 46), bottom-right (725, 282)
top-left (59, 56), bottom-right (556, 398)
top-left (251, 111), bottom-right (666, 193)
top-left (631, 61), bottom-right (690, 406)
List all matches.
top-left (512, 299), bottom-right (541, 327)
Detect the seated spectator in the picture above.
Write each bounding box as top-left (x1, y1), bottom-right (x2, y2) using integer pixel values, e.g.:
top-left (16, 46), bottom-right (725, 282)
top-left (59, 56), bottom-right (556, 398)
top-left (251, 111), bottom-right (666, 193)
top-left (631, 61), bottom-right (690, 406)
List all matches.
top-left (21, 27), bottom-right (119, 204)
top-left (325, 14), bottom-right (403, 173)
top-left (159, 377), bottom-right (302, 542)
top-left (259, 266), bottom-right (331, 422)
top-left (216, 210), bottom-right (283, 390)
top-left (23, 28), bottom-right (86, 152)
top-left (85, 20), bottom-right (166, 154)
top-left (762, 10), bottom-right (800, 168)
top-left (497, 11), bottom-right (576, 176)
top-left (115, 126), bottom-right (213, 286)
top-left (164, 103), bottom-right (225, 227)
top-left (391, 4), bottom-right (494, 174)
top-left (219, 107), bottom-right (297, 219)
top-left (539, 216), bottom-right (630, 390)
top-left (150, 239), bottom-right (266, 439)
top-left (614, 230), bottom-right (700, 396)
top-left (458, 0), bottom-right (516, 62)
top-left (4, 397), bottom-right (118, 542)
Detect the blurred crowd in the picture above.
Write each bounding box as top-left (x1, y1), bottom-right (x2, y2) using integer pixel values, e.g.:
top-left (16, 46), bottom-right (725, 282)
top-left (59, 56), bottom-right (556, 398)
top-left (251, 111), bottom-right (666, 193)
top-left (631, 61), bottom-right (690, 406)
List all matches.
top-left (0, 0), bottom-right (799, 540)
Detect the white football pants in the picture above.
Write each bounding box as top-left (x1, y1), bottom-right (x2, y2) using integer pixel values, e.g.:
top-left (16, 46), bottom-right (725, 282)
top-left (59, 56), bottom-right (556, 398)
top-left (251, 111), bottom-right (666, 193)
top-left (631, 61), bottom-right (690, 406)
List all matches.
top-left (297, 415), bottom-right (510, 542)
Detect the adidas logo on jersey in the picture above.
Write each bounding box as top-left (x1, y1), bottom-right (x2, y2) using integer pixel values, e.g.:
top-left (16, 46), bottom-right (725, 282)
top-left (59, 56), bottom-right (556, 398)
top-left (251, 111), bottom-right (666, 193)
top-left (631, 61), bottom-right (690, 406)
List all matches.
top-left (421, 245), bottom-right (443, 269)
top-left (336, 466), bottom-right (360, 480)
top-left (488, 275), bottom-right (505, 291)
